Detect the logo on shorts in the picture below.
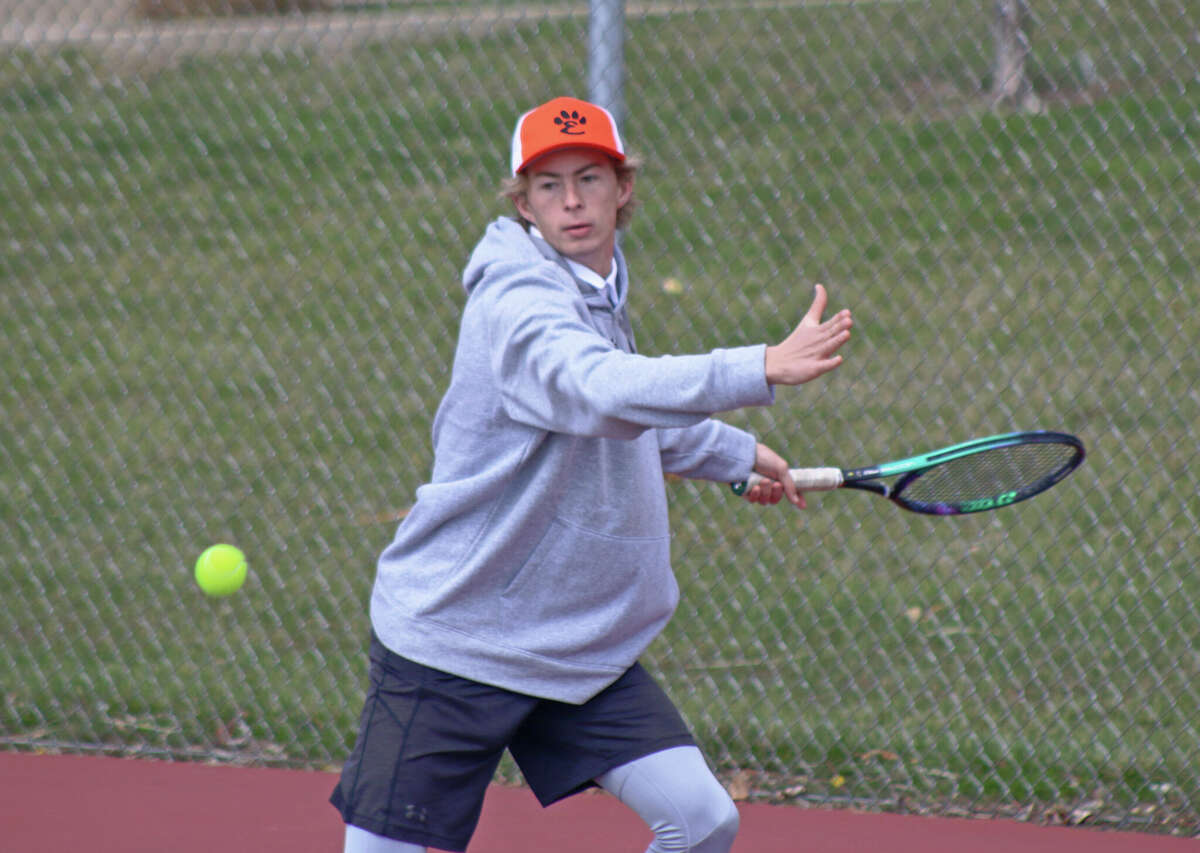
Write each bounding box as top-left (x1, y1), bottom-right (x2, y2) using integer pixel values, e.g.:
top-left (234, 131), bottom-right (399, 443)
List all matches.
top-left (403, 803), bottom-right (428, 824)
top-left (554, 109), bottom-right (588, 135)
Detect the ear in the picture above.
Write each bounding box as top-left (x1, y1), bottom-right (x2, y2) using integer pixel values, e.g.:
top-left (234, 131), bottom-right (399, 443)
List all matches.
top-left (616, 173), bottom-right (635, 208)
top-left (513, 190), bottom-right (534, 223)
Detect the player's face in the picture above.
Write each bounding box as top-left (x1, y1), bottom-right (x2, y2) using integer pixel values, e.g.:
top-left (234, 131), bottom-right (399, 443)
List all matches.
top-left (515, 148), bottom-right (633, 278)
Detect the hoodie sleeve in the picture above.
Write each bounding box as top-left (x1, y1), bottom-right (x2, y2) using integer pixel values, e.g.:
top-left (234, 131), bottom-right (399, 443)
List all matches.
top-left (656, 419), bottom-right (758, 482)
top-left (474, 260), bottom-right (774, 439)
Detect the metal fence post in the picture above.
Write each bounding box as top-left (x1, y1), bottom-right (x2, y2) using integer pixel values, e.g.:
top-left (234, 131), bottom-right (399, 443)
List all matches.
top-left (588, 0), bottom-right (626, 128)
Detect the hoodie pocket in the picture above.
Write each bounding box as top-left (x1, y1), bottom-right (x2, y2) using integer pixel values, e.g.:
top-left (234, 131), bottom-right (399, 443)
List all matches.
top-left (500, 517), bottom-right (676, 662)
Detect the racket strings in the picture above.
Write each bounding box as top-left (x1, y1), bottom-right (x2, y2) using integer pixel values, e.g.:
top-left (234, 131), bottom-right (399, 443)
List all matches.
top-left (899, 442), bottom-right (1079, 504)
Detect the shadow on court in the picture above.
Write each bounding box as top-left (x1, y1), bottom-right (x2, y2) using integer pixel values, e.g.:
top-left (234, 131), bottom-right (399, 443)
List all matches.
top-left (1, 752), bottom-right (1194, 852)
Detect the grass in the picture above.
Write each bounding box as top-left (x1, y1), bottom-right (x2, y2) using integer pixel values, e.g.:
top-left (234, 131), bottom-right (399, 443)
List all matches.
top-left (2, 0), bottom-right (1198, 831)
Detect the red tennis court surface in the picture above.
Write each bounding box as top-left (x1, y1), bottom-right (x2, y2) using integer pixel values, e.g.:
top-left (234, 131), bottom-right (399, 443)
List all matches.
top-left (2, 752), bottom-right (1194, 852)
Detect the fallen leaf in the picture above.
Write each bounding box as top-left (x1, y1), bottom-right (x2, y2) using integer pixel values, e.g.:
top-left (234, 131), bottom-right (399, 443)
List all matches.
top-left (354, 507), bottom-right (411, 526)
top-left (858, 749), bottom-right (900, 762)
top-left (727, 770), bottom-right (753, 801)
top-left (1067, 799), bottom-right (1105, 825)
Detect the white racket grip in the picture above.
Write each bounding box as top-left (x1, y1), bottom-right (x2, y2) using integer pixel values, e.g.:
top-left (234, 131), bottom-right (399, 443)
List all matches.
top-left (736, 466), bottom-right (844, 494)
top-left (788, 467), bottom-right (845, 491)
top-left (739, 467), bottom-right (844, 494)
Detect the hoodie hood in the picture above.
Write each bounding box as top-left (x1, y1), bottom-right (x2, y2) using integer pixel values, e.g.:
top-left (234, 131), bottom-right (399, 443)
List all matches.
top-left (463, 217), bottom-right (627, 309)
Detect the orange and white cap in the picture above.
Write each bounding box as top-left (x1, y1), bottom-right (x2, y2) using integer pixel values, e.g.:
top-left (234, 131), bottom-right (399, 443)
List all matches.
top-left (510, 96), bottom-right (626, 176)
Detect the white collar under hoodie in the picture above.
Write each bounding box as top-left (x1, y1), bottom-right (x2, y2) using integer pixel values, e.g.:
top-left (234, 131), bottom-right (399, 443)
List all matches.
top-left (369, 217), bottom-right (774, 703)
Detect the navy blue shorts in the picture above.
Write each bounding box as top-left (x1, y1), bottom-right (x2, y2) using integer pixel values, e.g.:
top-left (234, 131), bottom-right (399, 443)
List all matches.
top-left (329, 633), bottom-right (695, 852)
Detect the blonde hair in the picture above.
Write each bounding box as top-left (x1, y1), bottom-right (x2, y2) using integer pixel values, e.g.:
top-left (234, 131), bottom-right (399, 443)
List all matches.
top-left (500, 154), bottom-right (643, 230)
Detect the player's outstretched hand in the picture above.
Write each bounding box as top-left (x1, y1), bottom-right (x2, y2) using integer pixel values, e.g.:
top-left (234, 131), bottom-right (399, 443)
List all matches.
top-left (764, 284), bottom-right (852, 386)
top-left (742, 443), bottom-right (807, 509)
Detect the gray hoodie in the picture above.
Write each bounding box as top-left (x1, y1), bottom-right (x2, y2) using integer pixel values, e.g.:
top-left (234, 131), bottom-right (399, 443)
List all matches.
top-left (369, 217), bottom-right (775, 703)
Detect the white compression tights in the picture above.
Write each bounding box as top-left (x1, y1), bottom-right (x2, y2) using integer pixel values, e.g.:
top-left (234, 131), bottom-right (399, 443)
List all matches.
top-left (343, 825), bottom-right (424, 853)
top-left (596, 745), bottom-right (739, 853)
top-left (343, 745), bottom-right (738, 853)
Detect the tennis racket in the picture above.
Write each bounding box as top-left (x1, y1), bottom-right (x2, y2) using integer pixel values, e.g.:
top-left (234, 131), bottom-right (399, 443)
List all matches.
top-left (731, 430), bottom-right (1085, 515)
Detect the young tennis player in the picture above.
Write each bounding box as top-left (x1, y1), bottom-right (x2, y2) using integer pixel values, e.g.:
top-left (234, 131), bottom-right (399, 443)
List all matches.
top-left (330, 96), bottom-right (853, 853)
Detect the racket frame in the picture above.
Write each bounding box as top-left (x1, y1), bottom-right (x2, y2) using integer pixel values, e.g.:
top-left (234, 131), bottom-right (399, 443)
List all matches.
top-left (734, 430), bottom-right (1085, 515)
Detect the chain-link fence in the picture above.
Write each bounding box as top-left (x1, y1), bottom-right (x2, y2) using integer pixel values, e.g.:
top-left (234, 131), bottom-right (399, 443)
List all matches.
top-left (3, 0), bottom-right (1198, 835)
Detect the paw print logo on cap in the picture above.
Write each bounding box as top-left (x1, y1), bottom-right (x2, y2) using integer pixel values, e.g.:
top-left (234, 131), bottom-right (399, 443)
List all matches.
top-left (554, 110), bottom-right (588, 135)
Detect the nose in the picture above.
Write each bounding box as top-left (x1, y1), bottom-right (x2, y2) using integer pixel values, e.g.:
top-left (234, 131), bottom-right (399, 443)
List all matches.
top-left (563, 180), bottom-right (583, 210)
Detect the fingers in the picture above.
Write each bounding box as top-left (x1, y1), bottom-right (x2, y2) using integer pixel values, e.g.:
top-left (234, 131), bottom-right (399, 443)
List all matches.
top-left (782, 477), bottom-right (807, 509)
top-left (802, 283), bottom-right (829, 325)
top-left (812, 310), bottom-right (853, 357)
top-left (817, 311), bottom-right (853, 348)
top-left (802, 284), bottom-right (853, 333)
top-left (823, 308), bottom-right (853, 333)
top-left (780, 469), bottom-right (800, 506)
top-left (743, 463), bottom-right (808, 509)
top-left (791, 319), bottom-right (849, 371)
top-left (776, 314), bottom-right (849, 365)
top-left (806, 353), bottom-right (844, 381)
top-left (746, 479), bottom-right (783, 505)
top-left (816, 323), bottom-right (852, 358)
top-left (745, 479), bottom-right (807, 509)
top-left (763, 285), bottom-right (852, 386)
top-left (795, 297), bottom-right (852, 353)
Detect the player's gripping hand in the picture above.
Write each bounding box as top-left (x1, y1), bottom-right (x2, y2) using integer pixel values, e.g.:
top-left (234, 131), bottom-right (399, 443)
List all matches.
top-left (741, 443), bottom-right (806, 509)
top-left (764, 284), bottom-right (852, 386)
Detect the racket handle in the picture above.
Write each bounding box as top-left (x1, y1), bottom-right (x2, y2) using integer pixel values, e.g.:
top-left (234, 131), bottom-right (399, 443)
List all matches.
top-left (731, 467), bottom-right (844, 495)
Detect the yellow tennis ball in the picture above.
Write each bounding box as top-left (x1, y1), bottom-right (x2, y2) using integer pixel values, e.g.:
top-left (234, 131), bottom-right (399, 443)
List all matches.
top-left (194, 544), bottom-right (247, 598)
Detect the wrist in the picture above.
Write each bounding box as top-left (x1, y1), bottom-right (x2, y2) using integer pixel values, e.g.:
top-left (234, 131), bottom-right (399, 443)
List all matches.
top-left (763, 345), bottom-right (779, 384)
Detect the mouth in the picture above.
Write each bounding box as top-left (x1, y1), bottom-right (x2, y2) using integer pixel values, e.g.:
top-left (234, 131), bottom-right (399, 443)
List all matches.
top-left (563, 223), bottom-right (592, 238)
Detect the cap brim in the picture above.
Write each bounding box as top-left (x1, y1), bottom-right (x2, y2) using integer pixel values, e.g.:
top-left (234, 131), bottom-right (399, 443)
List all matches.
top-left (515, 142), bottom-right (626, 175)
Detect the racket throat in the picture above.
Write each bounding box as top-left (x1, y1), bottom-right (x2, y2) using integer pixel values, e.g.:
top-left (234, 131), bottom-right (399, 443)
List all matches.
top-left (843, 480), bottom-right (890, 498)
